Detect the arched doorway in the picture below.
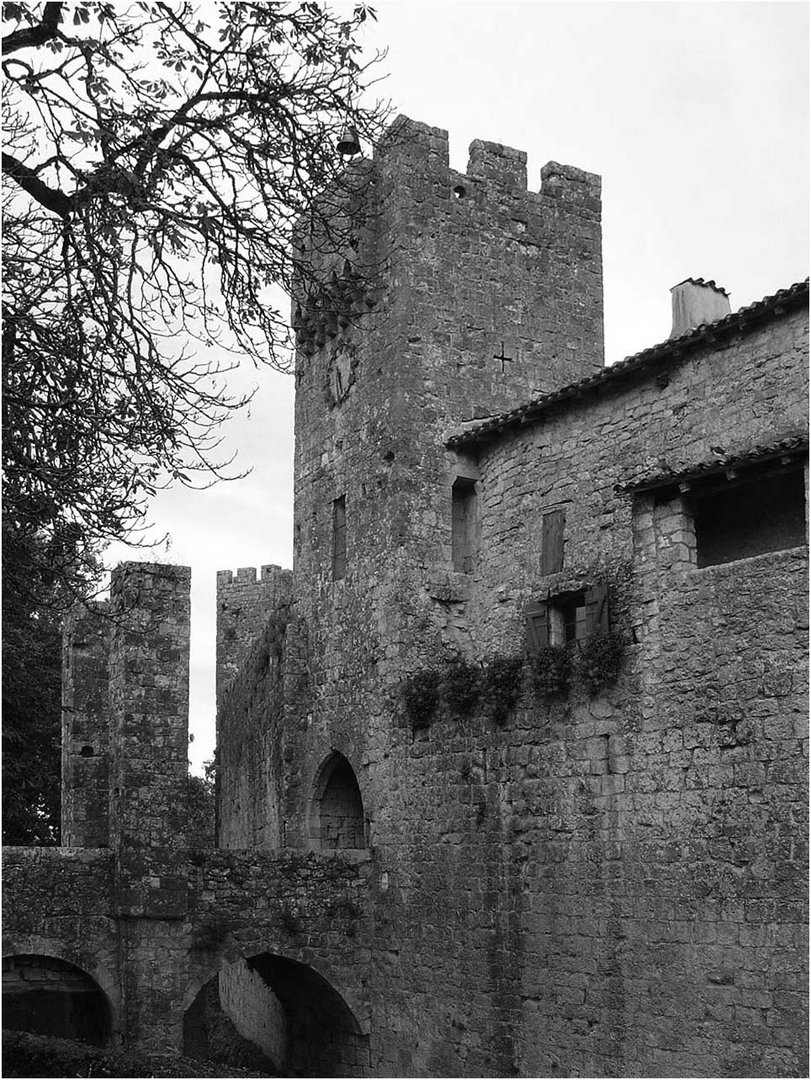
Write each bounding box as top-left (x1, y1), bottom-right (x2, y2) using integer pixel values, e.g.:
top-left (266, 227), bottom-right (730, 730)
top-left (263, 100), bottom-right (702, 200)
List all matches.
top-left (2, 954), bottom-right (112, 1047)
top-left (184, 953), bottom-right (367, 1077)
top-left (310, 751), bottom-right (366, 850)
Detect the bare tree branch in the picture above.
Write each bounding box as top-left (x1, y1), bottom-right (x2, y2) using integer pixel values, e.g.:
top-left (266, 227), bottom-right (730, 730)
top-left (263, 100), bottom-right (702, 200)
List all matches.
top-left (1, 1), bottom-right (63, 55)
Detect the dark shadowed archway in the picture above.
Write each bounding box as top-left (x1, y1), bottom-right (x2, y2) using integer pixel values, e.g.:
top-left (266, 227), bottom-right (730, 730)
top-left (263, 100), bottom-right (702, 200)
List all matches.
top-left (184, 953), bottom-right (368, 1078)
top-left (310, 750), bottom-right (366, 850)
top-left (2, 954), bottom-right (112, 1047)
top-left (247, 952), bottom-right (368, 1077)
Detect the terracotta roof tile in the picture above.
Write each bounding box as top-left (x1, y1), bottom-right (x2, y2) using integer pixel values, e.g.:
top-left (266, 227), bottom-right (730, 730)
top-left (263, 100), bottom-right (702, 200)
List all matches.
top-left (671, 277), bottom-right (729, 295)
top-left (615, 434), bottom-right (809, 494)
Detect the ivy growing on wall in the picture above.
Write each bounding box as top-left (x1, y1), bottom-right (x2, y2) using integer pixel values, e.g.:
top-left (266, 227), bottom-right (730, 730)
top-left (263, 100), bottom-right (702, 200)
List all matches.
top-left (531, 644), bottom-right (572, 698)
top-left (400, 597), bottom-right (625, 734)
top-left (401, 653), bottom-right (524, 731)
top-left (442, 657), bottom-right (481, 715)
top-left (190, 913), bottom-right (233, 954)
top-left (482, 655), bottom-right (524, 725)
top-left (401, 669), bottom-right (442, 731)
top-left (579, 629), bottom-right (624, 694)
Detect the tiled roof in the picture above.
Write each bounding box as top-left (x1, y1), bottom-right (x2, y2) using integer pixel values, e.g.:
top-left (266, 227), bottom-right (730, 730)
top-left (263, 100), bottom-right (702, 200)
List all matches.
top-left (446, 279), bottom-right (809, 451)
top-left (671, 277), bottom-right (729, 296)
top-left (615, 435), bottom-right (809, 495)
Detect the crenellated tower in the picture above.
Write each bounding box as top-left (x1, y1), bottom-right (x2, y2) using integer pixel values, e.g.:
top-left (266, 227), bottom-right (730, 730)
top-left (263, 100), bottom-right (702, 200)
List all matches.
top-left (257, 115), bottom-right (606, 847)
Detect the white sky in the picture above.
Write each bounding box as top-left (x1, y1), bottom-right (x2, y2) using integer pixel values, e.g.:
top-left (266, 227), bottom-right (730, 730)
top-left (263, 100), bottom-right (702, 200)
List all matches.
top-left (105, 0), bottom-right (809, 774)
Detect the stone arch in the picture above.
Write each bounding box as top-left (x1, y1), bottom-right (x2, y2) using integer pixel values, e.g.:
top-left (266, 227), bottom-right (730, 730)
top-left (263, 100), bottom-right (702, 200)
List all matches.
top-left (309, 749), bottom-right (366, 850)
top-left (2, 952), bottom-right (114, 1047)
top-left (183, 951), bottom-right (368, 1077)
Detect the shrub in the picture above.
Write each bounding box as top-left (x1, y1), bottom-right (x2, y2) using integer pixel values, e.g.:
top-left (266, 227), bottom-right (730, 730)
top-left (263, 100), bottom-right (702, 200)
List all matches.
top-left (401, 669), bottom-right (441, 731)
top-left (442, 657), bottom-right (481, 715)
top-left (580, 629), bottom-right (624, 694)
top-left (329, 897), bottom-right (361, 936)
top-left (191, 913), bottom-right (232, 953)
top-left (532, 645), bottom-right (571, 698)
top-left (482, 655), bottom-right (524, 725)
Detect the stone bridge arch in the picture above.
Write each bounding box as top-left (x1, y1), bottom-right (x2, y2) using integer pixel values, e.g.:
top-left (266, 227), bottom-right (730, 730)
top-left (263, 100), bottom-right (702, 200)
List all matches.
top-left (2, 948), bottom-right (117, 1048)
top-left (183, 946), bottom-right (369, 1076)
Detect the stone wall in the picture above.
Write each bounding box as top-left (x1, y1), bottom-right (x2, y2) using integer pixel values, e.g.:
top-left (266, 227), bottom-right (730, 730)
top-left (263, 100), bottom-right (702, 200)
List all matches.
top-left (5, 112), bottom-right (805, 1077)
top-left (185, 848), bottom-right (374, 1076)
top-left (218, 958), bottom-right (288, 1070)
top-left (61, 602), bottom-right (111, 847)
top-left (1, 846), bottom-right (120, 1044)
top-left (217, 612), bottom-right (289, 849)
top-left (215, 106), bottom-right (807, 1074)
top-left (3, 953), bottom-right (113, 1046)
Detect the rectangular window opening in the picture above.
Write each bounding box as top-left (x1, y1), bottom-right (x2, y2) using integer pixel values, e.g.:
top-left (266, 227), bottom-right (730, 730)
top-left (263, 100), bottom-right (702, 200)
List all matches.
top-left (548, 591), bottom-right (586, 646)
top-left (692, 468), bottom-right (806, 568)
top-left (332, 495), bottom-right (347, 580)
top-left (452, 477), bottom-right (479, 574)
top-left (525, 584), bottom-right (608, 652)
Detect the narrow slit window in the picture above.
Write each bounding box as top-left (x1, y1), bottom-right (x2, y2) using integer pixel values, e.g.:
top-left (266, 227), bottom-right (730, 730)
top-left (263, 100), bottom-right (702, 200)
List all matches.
top-left (332, 495), bottom-right (346, 580)
top-left (452, 477), bottom-right (479, 574)
top-left (541, 508), bottom-right (565, 574)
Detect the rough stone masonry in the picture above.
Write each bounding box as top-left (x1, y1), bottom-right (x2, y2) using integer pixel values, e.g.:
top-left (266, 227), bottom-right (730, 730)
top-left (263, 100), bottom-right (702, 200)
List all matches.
top-left (3, 115), bottom-right (808, 1078)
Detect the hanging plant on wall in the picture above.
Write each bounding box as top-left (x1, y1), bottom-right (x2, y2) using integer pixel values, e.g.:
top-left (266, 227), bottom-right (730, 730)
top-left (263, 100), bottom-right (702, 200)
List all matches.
top-left (481, 655), bottom-right (524, 725)
top-left (191, 913), bottom-right (234, 954)
top-left (442, 657), bottom-right (482, 716)
top-left (531, 644), bottom-right (572, 698)
top-left (401, 669), bottom-right (441, 731)
top-left (579, 628), bottom-right (624, 694)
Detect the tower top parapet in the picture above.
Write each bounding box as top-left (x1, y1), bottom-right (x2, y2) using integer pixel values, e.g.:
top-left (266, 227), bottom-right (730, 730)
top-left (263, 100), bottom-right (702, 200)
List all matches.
top-left (374, 114), bottom-right (600, 202)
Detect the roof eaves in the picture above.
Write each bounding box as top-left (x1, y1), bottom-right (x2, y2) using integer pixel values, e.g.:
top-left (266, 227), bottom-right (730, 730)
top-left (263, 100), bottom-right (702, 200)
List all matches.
top-left (615, 435), bottom-right (809, 495)
top-left (446, 279), bottom-right (809, 451)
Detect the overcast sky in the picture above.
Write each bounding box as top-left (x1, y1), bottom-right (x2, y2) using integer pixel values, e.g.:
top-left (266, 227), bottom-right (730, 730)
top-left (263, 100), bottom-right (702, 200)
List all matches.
top-left (105, 1), bottom-right (809, 774)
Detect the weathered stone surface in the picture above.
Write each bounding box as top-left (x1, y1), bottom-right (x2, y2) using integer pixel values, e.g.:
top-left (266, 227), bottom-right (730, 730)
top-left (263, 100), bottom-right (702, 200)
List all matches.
top-left (214, 115), bottom-right (806, 1076)
top-left (3, 114), bottom-right (807, 1078)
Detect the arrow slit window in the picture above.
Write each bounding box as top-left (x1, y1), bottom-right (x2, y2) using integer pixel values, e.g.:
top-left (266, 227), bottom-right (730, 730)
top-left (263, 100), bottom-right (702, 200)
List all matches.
top-left (332, 495), bottom-right (347, 580)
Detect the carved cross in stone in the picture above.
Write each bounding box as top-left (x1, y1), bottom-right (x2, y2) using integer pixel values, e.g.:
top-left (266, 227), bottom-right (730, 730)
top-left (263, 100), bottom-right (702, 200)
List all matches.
top-left (493, 341), bottom-right (514, 373)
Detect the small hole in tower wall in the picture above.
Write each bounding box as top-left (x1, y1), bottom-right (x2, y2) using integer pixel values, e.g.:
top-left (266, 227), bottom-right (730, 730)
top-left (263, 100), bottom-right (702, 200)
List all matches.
top-left (453, 185), bottom-right (466, 199)
top-left (79, 745), bottom-right (94, 758)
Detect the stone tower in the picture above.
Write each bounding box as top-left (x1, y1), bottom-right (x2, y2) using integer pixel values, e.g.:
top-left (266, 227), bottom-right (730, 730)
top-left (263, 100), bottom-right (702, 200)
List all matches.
top-left (218, 115), bottom-right (604, 848)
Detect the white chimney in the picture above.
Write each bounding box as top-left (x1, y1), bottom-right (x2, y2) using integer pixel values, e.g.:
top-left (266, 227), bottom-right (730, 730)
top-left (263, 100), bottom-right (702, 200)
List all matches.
top-left (670, 278), bottom-right (731, 338)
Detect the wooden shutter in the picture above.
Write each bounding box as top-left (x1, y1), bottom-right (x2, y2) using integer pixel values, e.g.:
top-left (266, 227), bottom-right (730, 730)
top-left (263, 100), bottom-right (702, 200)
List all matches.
top-left (583, 584), bottom-right (608, 635)
top-left (541, 509), bottom-right (565, 575)
top-left (525, 601), bottom-right (549, 653)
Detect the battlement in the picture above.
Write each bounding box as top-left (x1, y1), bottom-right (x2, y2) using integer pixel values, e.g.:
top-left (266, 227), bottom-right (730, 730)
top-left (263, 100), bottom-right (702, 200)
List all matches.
top-left (217, 563), bottom-right (289, 586)
top-left (216, 563), bottom-right (293, 707)
top-left (374, 114), bottom-right (600, 203)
